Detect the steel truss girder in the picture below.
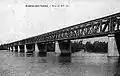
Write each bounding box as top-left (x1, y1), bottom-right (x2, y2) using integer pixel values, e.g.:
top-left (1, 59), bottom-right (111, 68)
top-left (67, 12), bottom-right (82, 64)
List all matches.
top-left (6, 12), bottom-right (120, 46)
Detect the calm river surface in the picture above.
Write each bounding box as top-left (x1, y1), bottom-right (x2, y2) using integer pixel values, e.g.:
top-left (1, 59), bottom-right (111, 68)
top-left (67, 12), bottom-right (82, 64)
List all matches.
top-left (0, 50), bottom-right (120, 76)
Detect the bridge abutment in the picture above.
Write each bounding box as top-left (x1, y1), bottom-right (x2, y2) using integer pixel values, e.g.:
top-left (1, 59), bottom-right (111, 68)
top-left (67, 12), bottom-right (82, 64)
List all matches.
top-left (55, 40), bottom-right (71, 56)
top-left (108, 34), bottom-right (119, 56)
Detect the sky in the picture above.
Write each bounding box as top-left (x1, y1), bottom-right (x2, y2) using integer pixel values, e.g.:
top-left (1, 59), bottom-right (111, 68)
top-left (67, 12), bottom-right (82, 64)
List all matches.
top-left (0, 0), bottom-right (120, 44)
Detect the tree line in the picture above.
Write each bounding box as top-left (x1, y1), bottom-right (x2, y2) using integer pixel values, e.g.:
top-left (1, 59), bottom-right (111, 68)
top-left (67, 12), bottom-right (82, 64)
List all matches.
top-left (71, 40), bottom-right (108, 53)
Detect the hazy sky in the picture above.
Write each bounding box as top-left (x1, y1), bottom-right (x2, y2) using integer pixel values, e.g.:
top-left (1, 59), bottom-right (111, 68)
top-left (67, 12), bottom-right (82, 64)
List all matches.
top-left (0, 0), bottom-right (120, 44)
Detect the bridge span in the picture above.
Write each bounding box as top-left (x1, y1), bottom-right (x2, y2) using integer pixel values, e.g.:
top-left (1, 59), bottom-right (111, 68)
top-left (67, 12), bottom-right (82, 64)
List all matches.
top-left (1, 12), bottom-right (120, 56)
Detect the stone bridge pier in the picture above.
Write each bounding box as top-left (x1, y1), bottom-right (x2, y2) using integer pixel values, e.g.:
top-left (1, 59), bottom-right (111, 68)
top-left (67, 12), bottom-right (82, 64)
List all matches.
top-left (34, 42), bottom-right (55, 56)
top-left (13, 46), bottom-right (15, 52)
top-left (9, 47), bottom-right (12, 51)
top-left (15, 46), bottom-right (19, 52)
top-left (26, 44), bottom-right (35, 53)
top-left (7, 47), bottom-right (9, 50)
top-left (108, 33), bottom-right (120, 56)
top-left (9, 46), bottom-right (12, 51)
top-left (11, 46), bottom-right (14, 52)
top-left (55, 40), bottom-right (71, 56)
top-left (37, 43), bottom-right (47, 55)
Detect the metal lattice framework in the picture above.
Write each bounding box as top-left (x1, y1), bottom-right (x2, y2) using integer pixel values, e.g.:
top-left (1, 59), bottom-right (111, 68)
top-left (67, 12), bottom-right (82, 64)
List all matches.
top-left (4, 12), bottom-right (120, 47)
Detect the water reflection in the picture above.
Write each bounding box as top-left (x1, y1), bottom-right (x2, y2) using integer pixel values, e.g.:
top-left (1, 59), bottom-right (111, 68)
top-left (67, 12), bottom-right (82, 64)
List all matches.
top-left (14, 52), bottom-right (19, 57)
top-left (108, 57), bottom-right (119, 64)
top-left (58, 55), bottom-right (71, 65)
top-left (37, 57), bottom-right (47, 63)
top-left (19, 53), bottom-right (25, 57)
top-left (2, 50), bottom-right (120, 76)
top-left (37, 52), bottom-right (47, 57)
top-left (26, 53), bottom-right (34, 57)
top-left (114, 57), bottom-right (120, 76)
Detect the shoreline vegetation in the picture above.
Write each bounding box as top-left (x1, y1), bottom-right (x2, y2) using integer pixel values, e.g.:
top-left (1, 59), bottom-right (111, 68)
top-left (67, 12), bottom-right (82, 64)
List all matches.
top-left (71, 40), bottom-right (108, 54)
top-left (0, 45), bottom-right (7, 50)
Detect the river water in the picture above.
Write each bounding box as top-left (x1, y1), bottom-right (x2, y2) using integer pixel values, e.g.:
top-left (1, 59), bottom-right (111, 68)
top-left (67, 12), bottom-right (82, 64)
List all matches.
top-left (0, 50), bottom-right (119, 76)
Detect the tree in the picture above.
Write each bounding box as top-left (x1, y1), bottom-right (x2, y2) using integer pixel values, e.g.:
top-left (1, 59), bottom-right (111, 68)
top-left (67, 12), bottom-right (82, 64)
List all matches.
top-left (71, 40), bottom-right (84, 53)
top-left (85, 41), bottom-right (94, 52)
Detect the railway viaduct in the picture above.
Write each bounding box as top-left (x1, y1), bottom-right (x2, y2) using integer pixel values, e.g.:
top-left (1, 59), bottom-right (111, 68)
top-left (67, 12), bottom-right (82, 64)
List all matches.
top-left (2, 12), bottom-right (120, 56)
